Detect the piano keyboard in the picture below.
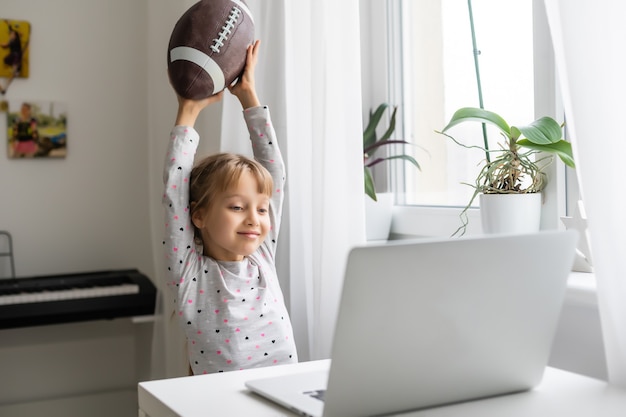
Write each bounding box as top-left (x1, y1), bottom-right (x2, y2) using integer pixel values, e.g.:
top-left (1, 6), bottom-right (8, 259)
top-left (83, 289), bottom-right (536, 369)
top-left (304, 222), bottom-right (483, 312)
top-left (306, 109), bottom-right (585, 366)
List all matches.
top-left (0, 282), bottom-right (139, 305)
top-left (0, 269), bottom-right (156, 329)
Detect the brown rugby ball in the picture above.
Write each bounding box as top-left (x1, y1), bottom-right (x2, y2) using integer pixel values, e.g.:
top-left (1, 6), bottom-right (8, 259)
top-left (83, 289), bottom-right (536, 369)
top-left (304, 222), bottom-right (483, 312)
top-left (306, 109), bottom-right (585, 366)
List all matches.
top-left (168, 0), bottom-right (255, 99)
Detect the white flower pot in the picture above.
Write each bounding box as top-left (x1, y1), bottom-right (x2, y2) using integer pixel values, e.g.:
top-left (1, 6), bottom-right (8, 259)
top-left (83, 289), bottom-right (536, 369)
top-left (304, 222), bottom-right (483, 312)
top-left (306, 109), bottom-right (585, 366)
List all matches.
top-left (365, 192), bottom-right (394, 241)
top-left (479, 193), bottom-right (542, 235)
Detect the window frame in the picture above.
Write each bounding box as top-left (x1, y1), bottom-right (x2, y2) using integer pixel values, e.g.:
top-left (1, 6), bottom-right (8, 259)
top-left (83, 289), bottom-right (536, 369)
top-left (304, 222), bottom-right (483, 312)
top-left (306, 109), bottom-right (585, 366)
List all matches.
top-left (360, 0), bottom-right (571, 238)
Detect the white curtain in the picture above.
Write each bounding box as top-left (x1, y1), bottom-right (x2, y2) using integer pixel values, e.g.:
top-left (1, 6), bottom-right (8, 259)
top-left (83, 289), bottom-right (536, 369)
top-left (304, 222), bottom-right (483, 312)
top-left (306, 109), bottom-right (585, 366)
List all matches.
top-left (543, 0), bottom-right (626, 387)
top-left (221, 0), bottom-right (365, 361)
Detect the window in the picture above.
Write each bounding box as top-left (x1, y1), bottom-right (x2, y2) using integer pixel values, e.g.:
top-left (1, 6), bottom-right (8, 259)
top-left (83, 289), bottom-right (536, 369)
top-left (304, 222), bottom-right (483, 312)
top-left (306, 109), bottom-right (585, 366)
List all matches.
top-left (361, 0), bottom-right (573, 237)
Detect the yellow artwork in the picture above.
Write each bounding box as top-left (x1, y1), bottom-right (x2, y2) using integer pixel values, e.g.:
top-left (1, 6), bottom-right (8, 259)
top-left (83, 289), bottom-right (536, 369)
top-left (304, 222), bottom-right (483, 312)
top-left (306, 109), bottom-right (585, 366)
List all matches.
top-left (0, 19), bottom-right (31, 95)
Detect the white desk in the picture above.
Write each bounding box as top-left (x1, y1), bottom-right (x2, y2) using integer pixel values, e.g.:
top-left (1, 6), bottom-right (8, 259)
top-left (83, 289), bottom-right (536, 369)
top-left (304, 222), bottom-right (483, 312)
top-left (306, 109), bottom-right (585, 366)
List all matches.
top-left (138, 360), bottom-right (626, 416)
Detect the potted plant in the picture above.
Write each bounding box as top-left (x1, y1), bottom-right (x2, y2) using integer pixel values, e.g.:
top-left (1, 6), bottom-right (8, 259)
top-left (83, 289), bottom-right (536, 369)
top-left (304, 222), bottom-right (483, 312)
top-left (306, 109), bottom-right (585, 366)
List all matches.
top-left (436, 107), bottom-right (575, 236)
top-left (363, 103), bottom-right (421, 240)
top-left (363, 103), bottom-right (421, 201)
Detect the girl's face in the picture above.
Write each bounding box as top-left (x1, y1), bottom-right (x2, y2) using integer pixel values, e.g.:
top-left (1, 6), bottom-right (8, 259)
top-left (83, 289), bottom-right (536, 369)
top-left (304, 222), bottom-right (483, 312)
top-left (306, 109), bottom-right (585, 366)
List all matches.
top-left (20, 104), bottom-right (31, 119)
top-left (192, 170), bottom-right (271, 261)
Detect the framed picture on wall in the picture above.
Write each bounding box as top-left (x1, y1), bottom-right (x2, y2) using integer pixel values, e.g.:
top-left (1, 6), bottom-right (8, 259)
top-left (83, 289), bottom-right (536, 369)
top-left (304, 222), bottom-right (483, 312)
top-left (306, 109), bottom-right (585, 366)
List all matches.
top-left (0, 19), bottom-right (30, 95)
top-left (6, 100), bottom-right (68, 159)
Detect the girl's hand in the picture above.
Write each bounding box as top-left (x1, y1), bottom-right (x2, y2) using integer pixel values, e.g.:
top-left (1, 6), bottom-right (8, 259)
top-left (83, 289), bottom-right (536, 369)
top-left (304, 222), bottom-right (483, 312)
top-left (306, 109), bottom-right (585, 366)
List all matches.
top-left (175, 91), bottom-right (224, 127)
top-left (228, 40), bottom-right (261, 109)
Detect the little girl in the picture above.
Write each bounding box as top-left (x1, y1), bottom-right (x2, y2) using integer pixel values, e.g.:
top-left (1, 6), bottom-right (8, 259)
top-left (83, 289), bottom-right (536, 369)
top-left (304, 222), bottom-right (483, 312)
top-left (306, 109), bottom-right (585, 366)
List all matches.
top-left (162, 40), bottom-right (298, 374)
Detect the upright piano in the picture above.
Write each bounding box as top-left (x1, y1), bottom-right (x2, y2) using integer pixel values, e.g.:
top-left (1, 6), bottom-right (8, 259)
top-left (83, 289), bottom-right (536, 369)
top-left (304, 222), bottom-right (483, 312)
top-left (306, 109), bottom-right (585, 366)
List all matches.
top-left (0, 269), bottom-right (157, 329)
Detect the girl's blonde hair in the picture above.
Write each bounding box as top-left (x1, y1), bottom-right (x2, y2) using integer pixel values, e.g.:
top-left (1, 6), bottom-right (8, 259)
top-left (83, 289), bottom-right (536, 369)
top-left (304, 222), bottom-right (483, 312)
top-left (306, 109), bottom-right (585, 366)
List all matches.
top-left (189, 153), bottom-right (273, 244)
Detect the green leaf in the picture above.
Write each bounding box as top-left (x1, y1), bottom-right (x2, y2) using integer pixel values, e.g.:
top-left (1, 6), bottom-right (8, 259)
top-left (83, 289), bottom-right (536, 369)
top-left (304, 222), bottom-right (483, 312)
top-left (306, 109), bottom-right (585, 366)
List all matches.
top-left (441, 107), bottom-right (511, 137)
top-left (364, 138), bottom-right (411, 155)
top-left (364, 167), bottom-right (377, 201)
top-left (379, 106), bottom-right (398, 142)
top-left (363, 103), bottom-right (389, 149)
top-left (517, 138), bottom-right (576, 168)
top-left (517, 117), bottom-right (563, 145)
top-left (363, 103), bottom-right (421, 199)
top-left (510, 126), bottom-right (521, 141)
top-left (382, 154), bottom-right (422, 171)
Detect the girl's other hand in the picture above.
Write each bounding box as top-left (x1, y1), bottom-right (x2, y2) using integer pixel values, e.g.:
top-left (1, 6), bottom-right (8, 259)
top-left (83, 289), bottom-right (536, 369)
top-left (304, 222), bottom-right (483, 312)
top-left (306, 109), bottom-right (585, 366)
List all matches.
top-left (229, 39), bottom-right (261, 109)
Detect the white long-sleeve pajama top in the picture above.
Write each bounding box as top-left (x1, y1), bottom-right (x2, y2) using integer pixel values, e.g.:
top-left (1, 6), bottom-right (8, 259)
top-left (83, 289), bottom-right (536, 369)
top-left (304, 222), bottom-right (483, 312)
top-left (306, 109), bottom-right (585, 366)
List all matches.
top-left (162, 105), bottom-right (298, 374)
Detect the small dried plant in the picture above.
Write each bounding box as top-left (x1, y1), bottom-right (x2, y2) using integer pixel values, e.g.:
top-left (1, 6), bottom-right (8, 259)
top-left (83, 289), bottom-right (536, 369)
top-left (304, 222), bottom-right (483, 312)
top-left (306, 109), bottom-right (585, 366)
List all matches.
top-left (436, 107), bottom-right (575, 235)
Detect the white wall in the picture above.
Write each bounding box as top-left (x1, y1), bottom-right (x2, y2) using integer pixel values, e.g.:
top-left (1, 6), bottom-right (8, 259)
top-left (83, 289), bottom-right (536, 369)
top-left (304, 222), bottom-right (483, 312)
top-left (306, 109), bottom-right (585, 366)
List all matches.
top-left (0, 0), bottom-right (152, 278)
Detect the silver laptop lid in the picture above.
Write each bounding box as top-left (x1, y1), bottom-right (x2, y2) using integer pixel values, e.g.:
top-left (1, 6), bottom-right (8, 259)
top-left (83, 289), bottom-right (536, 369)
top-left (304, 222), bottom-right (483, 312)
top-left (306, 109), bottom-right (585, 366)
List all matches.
top-left (323, 230), bottom-right (577, 417)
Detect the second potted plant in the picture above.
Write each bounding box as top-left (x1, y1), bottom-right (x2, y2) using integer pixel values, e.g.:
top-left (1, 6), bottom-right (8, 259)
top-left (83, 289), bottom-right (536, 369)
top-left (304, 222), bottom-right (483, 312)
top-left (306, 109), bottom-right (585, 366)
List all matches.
top-left (363, 103), bottom-right (421, 201)
top-left (363, 103), bottom-right (421, 240)
top-left (437, 107), bottom-right (575, 236)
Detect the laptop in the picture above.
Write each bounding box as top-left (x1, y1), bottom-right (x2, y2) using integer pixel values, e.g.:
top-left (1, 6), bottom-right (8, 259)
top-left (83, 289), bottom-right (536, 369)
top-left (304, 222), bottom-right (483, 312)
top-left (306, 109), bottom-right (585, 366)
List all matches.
top-left (246, 230), bottom-right (578, 417)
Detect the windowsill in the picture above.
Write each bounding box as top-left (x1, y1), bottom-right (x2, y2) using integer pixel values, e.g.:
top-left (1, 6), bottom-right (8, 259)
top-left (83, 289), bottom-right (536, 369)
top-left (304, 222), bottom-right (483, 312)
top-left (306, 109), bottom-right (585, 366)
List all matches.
top-left (567, 271), bottom-right (598, 308)
top-left (390, 205), bottom-right (483, 238)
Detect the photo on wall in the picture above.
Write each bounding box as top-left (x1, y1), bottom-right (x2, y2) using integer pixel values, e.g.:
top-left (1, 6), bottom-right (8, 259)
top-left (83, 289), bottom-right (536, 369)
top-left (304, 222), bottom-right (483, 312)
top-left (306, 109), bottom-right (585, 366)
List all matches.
top-left (0, 19), bottom-right (30, 95)
top-left (6, 100), bottom-right (68, 158)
